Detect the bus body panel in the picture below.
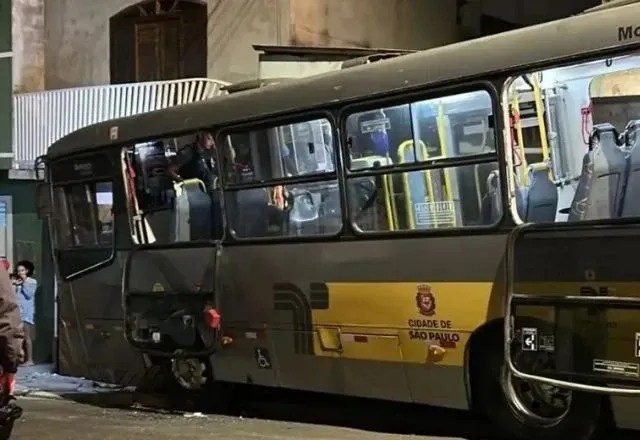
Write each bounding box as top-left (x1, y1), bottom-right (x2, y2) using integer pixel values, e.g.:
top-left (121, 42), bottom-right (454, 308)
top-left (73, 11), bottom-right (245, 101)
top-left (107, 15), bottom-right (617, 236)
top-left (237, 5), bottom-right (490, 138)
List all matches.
top-left (612, 396), bottom-right (640, 430)
top-left (212, 234), bottom-right (507, 409)
top-left (58, 250), bottom-right (145, 385)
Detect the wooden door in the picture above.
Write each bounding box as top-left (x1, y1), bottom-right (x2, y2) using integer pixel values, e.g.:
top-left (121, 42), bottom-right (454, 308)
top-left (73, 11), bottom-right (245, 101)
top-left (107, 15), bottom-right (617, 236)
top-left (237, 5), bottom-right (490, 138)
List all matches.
top-left (110, 0), bottom-right (207, 84)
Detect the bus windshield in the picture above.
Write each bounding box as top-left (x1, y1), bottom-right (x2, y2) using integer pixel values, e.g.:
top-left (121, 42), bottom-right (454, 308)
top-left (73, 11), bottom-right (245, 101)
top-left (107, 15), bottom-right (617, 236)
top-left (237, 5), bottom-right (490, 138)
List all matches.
top-left (52, 181), bottom-right (114, 248)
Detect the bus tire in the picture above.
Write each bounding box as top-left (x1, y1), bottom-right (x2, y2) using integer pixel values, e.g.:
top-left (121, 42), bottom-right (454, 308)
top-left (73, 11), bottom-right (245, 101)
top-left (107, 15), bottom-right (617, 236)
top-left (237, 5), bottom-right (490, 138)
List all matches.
top-left (471, 330), bottom-right (609, 440)
top-left (137, 355), bottom-right (183, 394)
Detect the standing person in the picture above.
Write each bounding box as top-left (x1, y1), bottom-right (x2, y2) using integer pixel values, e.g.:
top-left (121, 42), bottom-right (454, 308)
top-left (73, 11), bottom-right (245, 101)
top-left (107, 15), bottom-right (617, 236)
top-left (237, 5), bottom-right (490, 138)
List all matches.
top-left (13, 261), bottom-right (36, 367)
top-left (167, 131), bottom-right (218, 190)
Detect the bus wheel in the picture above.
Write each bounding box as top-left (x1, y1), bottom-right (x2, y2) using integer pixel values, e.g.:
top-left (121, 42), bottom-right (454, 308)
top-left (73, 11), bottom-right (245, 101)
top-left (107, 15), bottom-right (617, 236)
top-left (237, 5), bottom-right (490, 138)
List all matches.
top-left (471, 331), bottom-right (608, 440)
top-left (137, 355), bottom-right (183, 394)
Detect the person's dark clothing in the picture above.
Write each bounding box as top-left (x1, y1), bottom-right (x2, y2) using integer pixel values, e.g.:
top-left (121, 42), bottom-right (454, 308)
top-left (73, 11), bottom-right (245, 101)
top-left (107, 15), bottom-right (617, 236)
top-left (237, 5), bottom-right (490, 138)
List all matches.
top-left (22, 322), bottom-right (33, 365)
top-left (0, 267), bottom-right (23, 373)
top-left (173, 144), bottom-right (217, 190)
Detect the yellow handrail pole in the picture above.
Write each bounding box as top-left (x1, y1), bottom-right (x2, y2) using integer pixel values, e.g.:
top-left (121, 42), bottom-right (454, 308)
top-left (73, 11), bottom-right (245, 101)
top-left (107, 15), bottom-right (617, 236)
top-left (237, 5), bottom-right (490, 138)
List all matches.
top-left (532, 75), bottom-right (551, 162)
top-left (398, 140), bottom-right (417, 230)
top-left (437, 102), bottom-right (456, 226)
top-left (398, 139), bottom-right (436, 229)
top-left (416, 140), bottom-right (439, 228)
top-left (531, 74), bottom-right (552, 180)
top-left (382, 174), bottom-right (397, 231)
top-left (511, 94), bottom-right (528, 186)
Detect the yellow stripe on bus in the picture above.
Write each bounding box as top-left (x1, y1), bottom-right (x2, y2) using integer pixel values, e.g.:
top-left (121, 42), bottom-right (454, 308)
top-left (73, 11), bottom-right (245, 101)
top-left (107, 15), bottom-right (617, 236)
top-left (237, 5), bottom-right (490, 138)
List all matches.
top-left (310, 282), bottom-right (496, 366)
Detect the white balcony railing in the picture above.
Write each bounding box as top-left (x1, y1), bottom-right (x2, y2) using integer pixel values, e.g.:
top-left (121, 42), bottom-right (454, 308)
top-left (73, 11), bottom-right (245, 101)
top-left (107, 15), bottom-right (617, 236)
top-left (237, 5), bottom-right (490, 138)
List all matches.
top-left (12, 78), bottom-right (229, 170)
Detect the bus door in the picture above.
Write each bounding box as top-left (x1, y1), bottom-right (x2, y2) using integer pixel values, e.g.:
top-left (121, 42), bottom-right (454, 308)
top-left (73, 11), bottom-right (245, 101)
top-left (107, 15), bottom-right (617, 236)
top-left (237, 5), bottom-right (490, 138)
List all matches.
top-left (505, 221), bottom-right (640, 395)
top-left (120, 138), bottom-right (223, 379)
top-left (37, 152), bottom-right (142, 383)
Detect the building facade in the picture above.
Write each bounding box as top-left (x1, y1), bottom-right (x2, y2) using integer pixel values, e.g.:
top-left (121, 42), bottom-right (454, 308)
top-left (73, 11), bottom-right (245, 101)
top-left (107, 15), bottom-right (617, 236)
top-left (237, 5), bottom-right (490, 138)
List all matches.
top-left (7, 0), bottom-right (462, 365)
top-left (12, 0), bottom-right (462, 93)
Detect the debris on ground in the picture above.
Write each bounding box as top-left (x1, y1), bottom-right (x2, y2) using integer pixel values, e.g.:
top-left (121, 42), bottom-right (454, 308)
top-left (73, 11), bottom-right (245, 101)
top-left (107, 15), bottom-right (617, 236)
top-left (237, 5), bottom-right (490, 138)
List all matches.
top-left (15, 364), bottom-right (132, 398)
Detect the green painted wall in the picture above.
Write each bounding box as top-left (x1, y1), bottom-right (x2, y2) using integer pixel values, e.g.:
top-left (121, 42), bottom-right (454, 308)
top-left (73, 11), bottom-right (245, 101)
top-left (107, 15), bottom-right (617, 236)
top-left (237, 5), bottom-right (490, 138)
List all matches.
top-left (0, 173), bottom-right (52, 363)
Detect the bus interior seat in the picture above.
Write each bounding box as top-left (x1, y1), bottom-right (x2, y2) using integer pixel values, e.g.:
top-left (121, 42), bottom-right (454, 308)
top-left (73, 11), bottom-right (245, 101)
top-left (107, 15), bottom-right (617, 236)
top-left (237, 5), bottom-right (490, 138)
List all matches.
top-left (480, 170), bottom-right (501, 224)
top-left (210, 190), bottom-right (224, 239)
top-left (459, 126), bottom-right (497, 224)
top-left (230, 188), bottom-right (270, 238)
top-left (284, 182), bottom-right (341, 235)
top-left (515, 185), bottom-right (528, 221)
top-left (568, 123), bottom-right (625, 220)
top-left (135, 141), bottom-right (173, 209)
top-left (468, 162), bottom-right (498, 224)
top-left (620, 119), bottom-right (640, 217)
top-left (173, 179), bottom-right (213, 241)
top-left (130, 142), bottom-right (174, 243)
top-left (519, 163), bottom-right (558, 222)
top-left (288, 188), bottom-right (321, 234)
top-left (319, 183), bottom-right (343, 232)
top-left (566, 150), bottom-right (594, 221)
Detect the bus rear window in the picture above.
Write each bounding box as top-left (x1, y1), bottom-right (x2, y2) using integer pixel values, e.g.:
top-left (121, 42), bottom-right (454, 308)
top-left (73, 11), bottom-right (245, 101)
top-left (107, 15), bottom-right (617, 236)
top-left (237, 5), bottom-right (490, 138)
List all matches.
top-left (53, 181), bottom-right (114, 248)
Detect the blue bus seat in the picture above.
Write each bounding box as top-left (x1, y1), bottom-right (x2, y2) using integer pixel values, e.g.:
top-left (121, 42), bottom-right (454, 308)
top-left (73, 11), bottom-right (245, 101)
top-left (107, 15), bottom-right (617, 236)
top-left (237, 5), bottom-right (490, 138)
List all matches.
top-left (173, 179), bottom-right (213, 241)
top-left (523, 163), bottom-right (558, 222)
top-left (480, 170), bottom-right (502, 224)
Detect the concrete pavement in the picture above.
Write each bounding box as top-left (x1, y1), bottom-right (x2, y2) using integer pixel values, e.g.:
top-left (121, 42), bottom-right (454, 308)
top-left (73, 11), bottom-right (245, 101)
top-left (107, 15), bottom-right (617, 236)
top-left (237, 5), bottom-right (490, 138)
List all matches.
top-left (10, 364), bottom-right (635, 440)
top-left (11, 396), bottom-right (468, 440)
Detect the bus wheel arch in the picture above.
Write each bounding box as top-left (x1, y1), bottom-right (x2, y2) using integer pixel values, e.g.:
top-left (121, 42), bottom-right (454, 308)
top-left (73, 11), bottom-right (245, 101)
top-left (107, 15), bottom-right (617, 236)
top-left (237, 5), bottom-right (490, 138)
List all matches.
top-left (464, 317), bottom-right (503, 409)
top-left (465, 318), bottom-right (613, 440)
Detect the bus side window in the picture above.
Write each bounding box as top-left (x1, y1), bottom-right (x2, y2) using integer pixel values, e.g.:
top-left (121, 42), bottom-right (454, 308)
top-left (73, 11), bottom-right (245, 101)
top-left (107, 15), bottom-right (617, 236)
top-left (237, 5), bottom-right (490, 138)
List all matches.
top-left (123, 131), bottom-right (226, 244)
top-left (95, 183), bottom-right (114, 242)
top-left (49, 178), bottom-right (115, 279)
top-left (345, 90), bottom-right (500, 233)
top-left (53, 182), bottom-right (114, 248)
top-left (223, 118), bottom-right (341, 239)
top-left (507, 54), bottom-right (640, 224)
top-left (52, 187), bottom-right (72, 248)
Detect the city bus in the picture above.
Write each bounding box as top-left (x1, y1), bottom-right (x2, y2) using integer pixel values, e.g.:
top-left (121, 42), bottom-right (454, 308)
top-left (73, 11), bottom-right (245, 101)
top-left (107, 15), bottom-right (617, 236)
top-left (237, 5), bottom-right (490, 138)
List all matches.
top-left (36, 2), bottom-right (640, 438)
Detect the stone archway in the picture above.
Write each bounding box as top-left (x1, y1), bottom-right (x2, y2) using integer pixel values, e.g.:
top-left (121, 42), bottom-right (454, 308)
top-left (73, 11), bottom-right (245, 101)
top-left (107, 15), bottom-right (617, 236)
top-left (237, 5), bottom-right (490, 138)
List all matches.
top-left (109, 0), bottom-right (207, 84)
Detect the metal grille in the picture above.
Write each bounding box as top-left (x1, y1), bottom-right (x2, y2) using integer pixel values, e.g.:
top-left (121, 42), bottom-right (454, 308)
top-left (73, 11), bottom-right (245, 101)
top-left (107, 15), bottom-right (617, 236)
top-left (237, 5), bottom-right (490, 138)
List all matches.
top-left (12, 78), bottom-right (229, 169)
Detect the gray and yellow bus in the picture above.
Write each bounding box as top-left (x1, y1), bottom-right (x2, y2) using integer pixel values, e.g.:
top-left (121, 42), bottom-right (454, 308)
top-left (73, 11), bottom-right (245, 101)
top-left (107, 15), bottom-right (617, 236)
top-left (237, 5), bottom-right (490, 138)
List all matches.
top-left (37, 2), bottom-right (640, 439)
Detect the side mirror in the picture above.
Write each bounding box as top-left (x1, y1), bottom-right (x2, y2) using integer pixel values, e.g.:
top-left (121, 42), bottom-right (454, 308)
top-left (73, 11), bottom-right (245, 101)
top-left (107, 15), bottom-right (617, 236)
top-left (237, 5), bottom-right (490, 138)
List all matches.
top-left (35, 183), bottom-right (51, 219)
top-left (34, 155), bottom-right (46, 180)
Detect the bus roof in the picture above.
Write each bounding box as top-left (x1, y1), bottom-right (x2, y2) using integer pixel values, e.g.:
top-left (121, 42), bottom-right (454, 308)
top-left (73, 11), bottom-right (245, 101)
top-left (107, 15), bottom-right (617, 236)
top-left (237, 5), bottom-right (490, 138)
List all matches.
top-left (46, 3), bottom-right (640, 161)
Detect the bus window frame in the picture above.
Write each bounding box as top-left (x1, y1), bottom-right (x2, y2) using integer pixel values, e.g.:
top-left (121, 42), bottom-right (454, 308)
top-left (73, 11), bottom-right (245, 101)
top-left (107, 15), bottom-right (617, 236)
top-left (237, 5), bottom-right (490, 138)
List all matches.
top-left (502, 74), bottom-right (526, 228)
top-left (337, 80), bottom-right (507, 237)
top-left (216, 110), bottom-right (347, 243)
top-left (120, 146), bottom-right (142, 245)
top-left (120, 132), bottom-right (225, 246)
top-left (502, 48), bottom-right (640, 227)
top-left (47, 152), bottom-right (117, 280)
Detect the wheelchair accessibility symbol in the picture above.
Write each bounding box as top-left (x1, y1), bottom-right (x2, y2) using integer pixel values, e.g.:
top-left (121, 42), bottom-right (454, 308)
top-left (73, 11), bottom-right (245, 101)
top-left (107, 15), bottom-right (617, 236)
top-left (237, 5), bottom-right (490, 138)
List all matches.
top-left (254, 348), bottom-right (272, 369)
